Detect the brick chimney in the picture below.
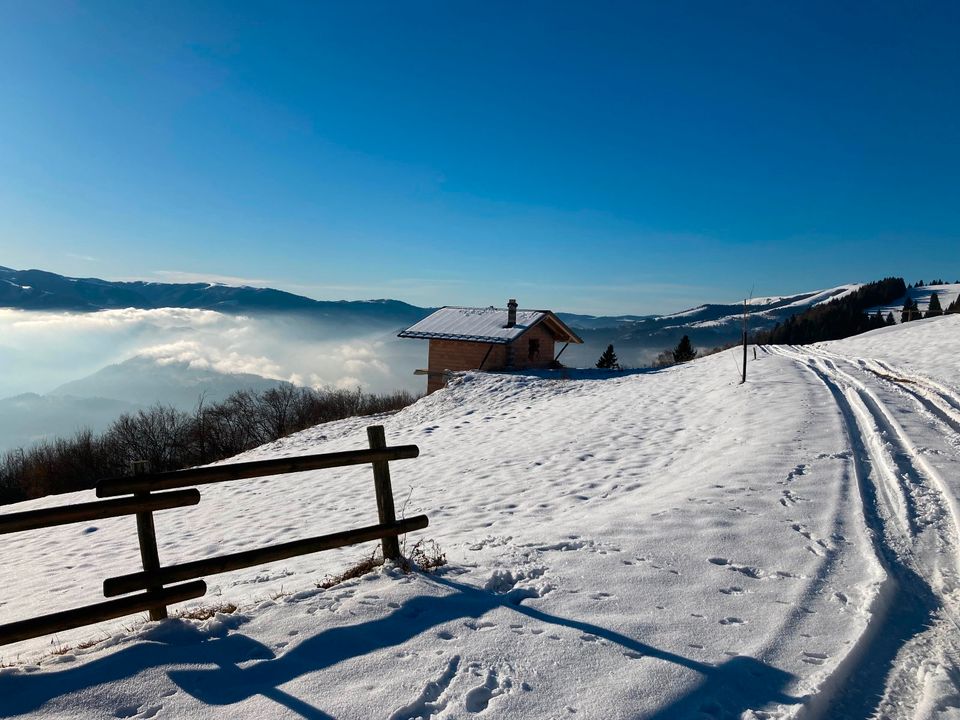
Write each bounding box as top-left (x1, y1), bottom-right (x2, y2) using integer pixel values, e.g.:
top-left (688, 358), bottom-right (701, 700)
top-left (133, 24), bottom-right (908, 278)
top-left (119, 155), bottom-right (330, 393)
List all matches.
top-left (506, 298), bottom-right (518, 327)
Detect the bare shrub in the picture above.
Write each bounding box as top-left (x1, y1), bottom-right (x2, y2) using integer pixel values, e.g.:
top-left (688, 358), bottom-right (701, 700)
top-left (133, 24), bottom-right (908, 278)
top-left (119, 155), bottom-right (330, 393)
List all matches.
top-left (402, 539), bottom-right (447, 573)
top-left (316, 538), bottom-right (447, 590)
top-left (1, 385), bottom-right (418, 503)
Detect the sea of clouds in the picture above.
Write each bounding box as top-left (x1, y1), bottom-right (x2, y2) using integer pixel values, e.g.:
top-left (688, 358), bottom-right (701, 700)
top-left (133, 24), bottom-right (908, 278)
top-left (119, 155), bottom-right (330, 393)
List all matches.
top-left (0, 307), bottom-right (425, 399)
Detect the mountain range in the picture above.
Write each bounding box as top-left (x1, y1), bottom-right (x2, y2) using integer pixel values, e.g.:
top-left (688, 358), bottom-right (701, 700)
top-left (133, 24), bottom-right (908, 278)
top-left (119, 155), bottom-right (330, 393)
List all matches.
top-left (1, 266), bottom-right (858, 340)
top-left (0, 266), bottom-right (427, 329)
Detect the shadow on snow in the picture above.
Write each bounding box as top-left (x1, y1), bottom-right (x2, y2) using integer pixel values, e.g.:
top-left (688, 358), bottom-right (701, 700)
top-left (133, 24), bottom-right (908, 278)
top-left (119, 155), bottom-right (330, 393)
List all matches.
top-left (0, 575), bottom-right (801, 719)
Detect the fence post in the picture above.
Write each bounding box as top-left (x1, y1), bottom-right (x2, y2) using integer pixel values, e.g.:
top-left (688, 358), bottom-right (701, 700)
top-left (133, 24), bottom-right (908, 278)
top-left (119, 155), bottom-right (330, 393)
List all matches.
top-left (367, 426), bottom-right (401, 560)
top-left (130, 461), bottom-right (168, 620)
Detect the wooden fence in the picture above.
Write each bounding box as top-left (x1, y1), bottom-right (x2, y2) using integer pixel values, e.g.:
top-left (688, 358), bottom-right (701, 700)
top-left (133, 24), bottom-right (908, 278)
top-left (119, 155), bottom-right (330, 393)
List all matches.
top-left (0, 425), bottom-right (427, 647)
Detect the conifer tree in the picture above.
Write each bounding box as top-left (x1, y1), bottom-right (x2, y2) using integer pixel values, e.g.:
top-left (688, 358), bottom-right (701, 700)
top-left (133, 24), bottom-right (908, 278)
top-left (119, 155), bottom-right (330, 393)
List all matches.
top-left (901, 298), bottom-right (919, 323)
top-left (672, 335), bottom-right (697, 363)
top-left (885, 312), bottom-right (896, 325)
top-left (596, 344), bottom-right (620, 370)
top-left (926, 293), bottom-right (943, 318)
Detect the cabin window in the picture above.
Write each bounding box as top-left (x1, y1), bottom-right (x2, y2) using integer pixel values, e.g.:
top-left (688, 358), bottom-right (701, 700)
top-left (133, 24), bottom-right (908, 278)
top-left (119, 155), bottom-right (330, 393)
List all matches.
top-left (528, 338), bottom-right (540, 360)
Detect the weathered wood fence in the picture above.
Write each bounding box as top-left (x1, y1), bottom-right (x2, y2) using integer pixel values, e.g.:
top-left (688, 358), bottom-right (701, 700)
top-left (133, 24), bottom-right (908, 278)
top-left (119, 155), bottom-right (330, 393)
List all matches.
top-left (0, 425), bottom-right (426, 647)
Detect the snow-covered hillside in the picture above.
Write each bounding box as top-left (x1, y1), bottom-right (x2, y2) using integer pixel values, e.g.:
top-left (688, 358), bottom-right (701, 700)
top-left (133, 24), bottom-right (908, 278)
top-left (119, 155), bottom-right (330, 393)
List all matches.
top-left (867, 283), bottom-right (960, 321)
top-left (2, 317), bottom-right (959, 719)
top-left (656, 284), bottom-right (861, 330)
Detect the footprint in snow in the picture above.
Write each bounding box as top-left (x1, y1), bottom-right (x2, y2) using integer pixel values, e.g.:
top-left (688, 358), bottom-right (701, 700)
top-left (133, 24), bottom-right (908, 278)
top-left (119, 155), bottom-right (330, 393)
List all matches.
top-left (464, 620), bottom-right (497, 631)
top-left (464, 669), bottom-right (511, 713)
top-left (387, 655), bottom-right (460, 720)
top-left (719, 617), bottom-right (746, 625)
top-left (802, 651), bottom-right (829, 665)
top-left (785, 464), bottom-right (807, 482)
top-left (708, 558), bottom-right (762, 579)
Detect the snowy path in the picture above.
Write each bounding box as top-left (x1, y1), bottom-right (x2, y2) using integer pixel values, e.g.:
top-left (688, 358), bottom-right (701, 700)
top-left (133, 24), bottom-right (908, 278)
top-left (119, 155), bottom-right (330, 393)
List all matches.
top-left (770, 343), bottom-right (960, 718)
top-left (2, 319), bottom-right (960, 718)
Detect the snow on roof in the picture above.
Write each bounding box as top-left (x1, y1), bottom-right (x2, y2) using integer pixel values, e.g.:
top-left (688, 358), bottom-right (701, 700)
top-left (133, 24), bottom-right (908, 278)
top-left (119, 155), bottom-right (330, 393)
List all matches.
top-left (399, 306), bottom-right (582, 344)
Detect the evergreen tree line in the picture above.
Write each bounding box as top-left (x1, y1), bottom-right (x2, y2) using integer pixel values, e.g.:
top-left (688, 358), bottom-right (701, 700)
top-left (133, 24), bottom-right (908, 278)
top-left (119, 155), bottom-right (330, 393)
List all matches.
top-left (752, 277), bottom-right (907, 345)
top-left (0, 385), bottom-right (416, 505)
top-left (910, 278), bottom-right (957, 287)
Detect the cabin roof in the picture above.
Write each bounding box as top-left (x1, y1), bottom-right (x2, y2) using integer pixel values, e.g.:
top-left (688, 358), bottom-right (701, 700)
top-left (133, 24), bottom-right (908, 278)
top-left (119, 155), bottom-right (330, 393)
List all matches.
top-left (398, 306), bottom-right (583, 344)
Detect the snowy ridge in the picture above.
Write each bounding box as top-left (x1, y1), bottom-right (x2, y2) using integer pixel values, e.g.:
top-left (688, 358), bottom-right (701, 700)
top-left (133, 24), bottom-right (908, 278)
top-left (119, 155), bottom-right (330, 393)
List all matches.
top-left (2, 317), bottom-right (960, 718)
top-left (651, 284), bottom-right (862, 332)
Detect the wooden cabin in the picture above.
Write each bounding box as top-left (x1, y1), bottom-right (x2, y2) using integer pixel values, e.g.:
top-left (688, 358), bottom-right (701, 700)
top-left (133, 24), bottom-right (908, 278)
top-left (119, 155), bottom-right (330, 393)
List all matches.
top-left (398, 299), bottom-right (584, 394)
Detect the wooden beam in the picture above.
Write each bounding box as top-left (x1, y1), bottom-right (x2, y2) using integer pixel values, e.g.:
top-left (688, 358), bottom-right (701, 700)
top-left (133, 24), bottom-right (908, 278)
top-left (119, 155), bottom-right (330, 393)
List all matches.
top-left (0, 490), bottom-right (201, 535)
top-left (103, 515), bottom-right (429, 597)
top-left (367, 426), bottom-right (400, 560)
top-left (477, 344), bottom-right (495, 371)
top-left (134, 491), bottom-right (167, 621)
top-left (97, 446), bottom-right (419, 497)
top-left (0, 581), bottom-right (206, 647)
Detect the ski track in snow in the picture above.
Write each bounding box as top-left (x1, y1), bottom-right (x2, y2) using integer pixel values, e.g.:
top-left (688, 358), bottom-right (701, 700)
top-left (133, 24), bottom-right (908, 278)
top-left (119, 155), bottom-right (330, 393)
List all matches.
top-left (2, 317), bottom-right (960, 718)
top-left (769, 341), bottom-right (960, 719)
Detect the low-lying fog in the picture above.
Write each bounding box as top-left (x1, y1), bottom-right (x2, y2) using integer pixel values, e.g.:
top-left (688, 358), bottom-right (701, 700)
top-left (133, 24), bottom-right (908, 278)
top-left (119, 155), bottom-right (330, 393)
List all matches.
top-left (0, 308), bottom-right (425, 397)
top-left (0, 308), bottom-right (427, 451)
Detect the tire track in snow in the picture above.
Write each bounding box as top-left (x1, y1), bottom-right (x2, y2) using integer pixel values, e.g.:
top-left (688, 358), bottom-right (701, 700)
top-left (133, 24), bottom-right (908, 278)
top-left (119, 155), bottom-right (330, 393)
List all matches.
top-left (824, 349), bottom-right (960, 437)
top-left (769, 345), bottom-right (960, 719)
top-left (801, 345), bottom-right (960, 550)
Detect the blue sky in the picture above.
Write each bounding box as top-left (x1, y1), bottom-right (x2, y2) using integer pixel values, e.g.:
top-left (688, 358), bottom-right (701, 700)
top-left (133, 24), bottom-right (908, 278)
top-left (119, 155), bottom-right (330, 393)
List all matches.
top-left (1, 1), bottom-right (958, 314)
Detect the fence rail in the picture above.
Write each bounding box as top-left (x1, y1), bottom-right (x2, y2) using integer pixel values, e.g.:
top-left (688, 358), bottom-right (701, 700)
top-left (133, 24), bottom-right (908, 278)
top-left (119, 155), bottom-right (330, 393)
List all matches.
top-left (0, 582), bottom-right (208, 647)
top-left (0, 425), bottom-right (425, 648)
top-left (96, 445), bottom-right (419, 497)
top-left (104, 516), bottom-right (428, 597)
top-left (0, 490), bottom-right (200, 535)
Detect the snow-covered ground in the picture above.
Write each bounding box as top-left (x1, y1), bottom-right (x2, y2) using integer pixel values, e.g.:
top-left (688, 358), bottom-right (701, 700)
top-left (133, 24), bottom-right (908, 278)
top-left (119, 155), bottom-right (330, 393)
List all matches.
top-left (2, 317), bottom-right (960, 719)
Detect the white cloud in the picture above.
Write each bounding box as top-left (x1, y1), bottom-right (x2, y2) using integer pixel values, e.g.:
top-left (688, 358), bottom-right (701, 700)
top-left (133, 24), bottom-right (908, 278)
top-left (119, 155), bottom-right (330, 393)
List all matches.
top-left (1, 307), bottom-right (236, 332)
top-left (138, 340), bottom-right (284, 379)
top-left (0, 308), bottom-right (426, 400)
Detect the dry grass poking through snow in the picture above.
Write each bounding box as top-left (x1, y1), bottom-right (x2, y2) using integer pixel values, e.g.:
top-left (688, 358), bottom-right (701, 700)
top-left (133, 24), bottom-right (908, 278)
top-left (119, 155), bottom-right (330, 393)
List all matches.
top-left (316, 539), bottom-right (447, 589)
top-left (174, 603), bottom-right (239, 621)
